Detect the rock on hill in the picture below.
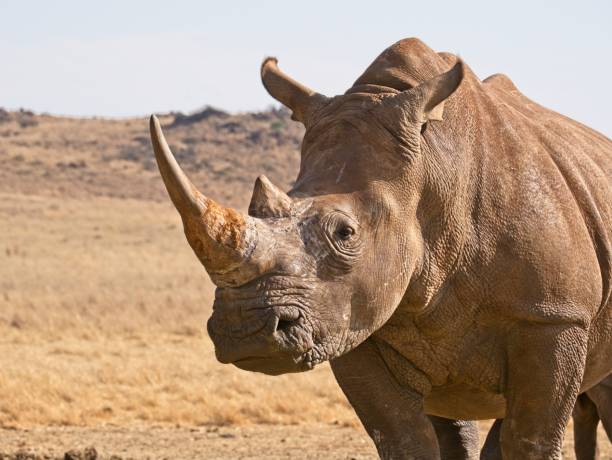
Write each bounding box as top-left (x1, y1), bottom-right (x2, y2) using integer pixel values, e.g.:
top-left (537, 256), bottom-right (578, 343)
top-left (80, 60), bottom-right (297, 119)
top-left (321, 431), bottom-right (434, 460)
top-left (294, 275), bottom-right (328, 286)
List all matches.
top-left (0, 106), bottom-right (303, 210)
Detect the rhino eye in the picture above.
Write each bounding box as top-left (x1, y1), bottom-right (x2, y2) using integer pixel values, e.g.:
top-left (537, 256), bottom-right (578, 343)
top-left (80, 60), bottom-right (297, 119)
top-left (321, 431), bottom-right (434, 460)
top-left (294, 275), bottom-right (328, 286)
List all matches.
top-left (318, 212), bottom-right (363, 271)
top-left (335, 225), bottom-right (355, 241)
top-left (320, 211), bottom-right (361, 252)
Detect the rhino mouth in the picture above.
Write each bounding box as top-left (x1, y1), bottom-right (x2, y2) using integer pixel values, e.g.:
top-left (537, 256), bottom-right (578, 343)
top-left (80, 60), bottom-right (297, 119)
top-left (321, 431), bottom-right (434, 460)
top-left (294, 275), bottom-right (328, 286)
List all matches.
top-left (210, 320), bottom-right (315, 375)
top-left (207, 282), bottom-right (317, 374)
top-left (231, 353), bottom-right (312, 375)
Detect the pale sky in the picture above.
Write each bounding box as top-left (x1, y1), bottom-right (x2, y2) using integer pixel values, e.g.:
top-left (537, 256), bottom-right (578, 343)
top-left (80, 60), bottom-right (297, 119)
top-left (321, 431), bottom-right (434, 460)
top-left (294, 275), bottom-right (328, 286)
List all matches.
top-left (0, 0), bottom-right (610, 137)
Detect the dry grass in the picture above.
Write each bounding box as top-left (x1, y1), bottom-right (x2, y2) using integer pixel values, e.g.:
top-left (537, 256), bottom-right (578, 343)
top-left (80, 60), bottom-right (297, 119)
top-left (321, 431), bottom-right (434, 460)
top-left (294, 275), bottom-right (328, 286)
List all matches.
top-left (1, 192), bottom-right (211, 337)
top-left (0, 192), bottom-right (356, 429)
top-left (0, 335), bottom-right (353, 428)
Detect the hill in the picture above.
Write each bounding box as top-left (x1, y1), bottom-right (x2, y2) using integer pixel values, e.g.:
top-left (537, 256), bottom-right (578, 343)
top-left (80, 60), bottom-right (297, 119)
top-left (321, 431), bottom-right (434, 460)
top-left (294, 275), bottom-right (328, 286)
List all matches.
top-left (0, 106), bottom-right (303, 209)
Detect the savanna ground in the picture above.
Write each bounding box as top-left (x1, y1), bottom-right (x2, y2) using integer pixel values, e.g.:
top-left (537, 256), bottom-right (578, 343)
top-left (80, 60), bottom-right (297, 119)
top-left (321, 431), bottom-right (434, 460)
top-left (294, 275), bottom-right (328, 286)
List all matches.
top-left (0, 110), bottom-right (609, 458)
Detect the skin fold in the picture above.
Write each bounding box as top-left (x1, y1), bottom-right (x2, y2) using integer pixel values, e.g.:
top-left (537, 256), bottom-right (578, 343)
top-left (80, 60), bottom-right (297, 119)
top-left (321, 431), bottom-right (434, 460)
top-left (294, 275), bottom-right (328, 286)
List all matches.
top-left (150, 38), bottom-right (612, 459)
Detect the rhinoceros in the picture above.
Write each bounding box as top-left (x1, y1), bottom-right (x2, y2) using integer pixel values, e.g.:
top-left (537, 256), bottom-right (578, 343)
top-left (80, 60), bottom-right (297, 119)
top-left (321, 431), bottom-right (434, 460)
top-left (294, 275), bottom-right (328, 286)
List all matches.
top-left (149, 38), bottom-right (612, 459)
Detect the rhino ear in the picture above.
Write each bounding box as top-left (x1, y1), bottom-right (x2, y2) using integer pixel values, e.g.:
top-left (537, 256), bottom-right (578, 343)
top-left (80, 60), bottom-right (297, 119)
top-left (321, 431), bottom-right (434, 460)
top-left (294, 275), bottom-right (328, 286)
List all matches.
top-left (261, 57), bottom-right (329, 126)
top-left (410, 60), bottom-right (464, 123)
top-left (248, 175), bottom-right (292, 218)
top-left (385, 60), bottom-right (464, 125)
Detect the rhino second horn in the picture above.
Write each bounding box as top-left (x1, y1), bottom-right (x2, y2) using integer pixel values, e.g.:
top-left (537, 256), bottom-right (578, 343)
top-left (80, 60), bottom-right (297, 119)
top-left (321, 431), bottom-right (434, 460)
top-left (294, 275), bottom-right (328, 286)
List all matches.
top-left (249, 175), bottom-right (292, 218)
top-left (149, 115), bottom-right (255, 277)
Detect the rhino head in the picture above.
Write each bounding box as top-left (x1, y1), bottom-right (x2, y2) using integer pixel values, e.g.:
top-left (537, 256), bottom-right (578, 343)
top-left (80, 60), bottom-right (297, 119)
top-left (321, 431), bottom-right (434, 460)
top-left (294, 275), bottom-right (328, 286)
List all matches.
top-left (150, 42), bottom-right (464, 375)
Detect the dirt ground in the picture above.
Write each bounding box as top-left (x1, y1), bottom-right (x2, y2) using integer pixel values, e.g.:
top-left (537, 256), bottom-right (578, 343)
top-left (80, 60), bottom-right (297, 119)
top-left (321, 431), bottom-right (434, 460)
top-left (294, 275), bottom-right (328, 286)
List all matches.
top-left (0, 425), bottom-right (374, 459)
top-left (1, 422), bottom-right (610, 459)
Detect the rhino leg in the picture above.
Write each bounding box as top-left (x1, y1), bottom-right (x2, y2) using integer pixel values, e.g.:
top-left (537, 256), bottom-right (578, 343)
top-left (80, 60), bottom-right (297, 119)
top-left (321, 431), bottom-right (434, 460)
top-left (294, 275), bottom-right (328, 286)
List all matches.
top-left (584, 375), bottom-right (612, 441)
top-left (480, 419), bottom-right (502, 460)
top-left (573, 393), bottom-right (601, 460)
top-left (429, 416), bottom-right (480, 460)
top-left (477, 385), bottom-right (610, 460)
top-left (331, 338), bottom-right (440, 460)
top-left (500, 324), bottom-right (588, 459)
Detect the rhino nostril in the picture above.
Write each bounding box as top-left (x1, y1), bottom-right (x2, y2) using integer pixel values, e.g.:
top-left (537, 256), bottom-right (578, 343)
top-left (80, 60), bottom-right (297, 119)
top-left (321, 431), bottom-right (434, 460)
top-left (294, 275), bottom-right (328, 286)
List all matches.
top-left (276, 319), bottom-right (295, 332)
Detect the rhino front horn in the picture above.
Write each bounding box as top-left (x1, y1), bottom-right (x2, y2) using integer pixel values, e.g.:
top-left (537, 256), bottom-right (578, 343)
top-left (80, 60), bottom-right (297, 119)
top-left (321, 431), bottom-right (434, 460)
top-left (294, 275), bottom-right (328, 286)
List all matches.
top-left (149, 115), bottom-right (257, 278)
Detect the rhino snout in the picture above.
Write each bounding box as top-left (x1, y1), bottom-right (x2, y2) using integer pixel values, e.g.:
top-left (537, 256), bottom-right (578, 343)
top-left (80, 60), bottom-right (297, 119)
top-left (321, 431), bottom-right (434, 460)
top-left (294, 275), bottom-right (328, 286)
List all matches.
top-left (206, 286), bottom-right (315, 374)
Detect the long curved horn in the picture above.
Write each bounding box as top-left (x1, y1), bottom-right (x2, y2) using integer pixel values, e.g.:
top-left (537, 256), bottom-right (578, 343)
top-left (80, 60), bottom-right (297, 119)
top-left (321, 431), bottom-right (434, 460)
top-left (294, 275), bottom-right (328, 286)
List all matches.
top-left (150, 115), bottom-right (204, 216)
top-left (149, 115), bottom-right (256, 279)
top-left (261, 57), bottom-right (328, 125)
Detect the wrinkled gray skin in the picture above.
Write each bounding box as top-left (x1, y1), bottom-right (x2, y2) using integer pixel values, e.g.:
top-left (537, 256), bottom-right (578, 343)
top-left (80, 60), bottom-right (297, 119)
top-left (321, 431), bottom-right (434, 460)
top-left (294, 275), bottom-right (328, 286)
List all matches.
top-left (150, 38), bottom-right (612, 459)
top-left (437, 375), bottom-right (612, 459)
